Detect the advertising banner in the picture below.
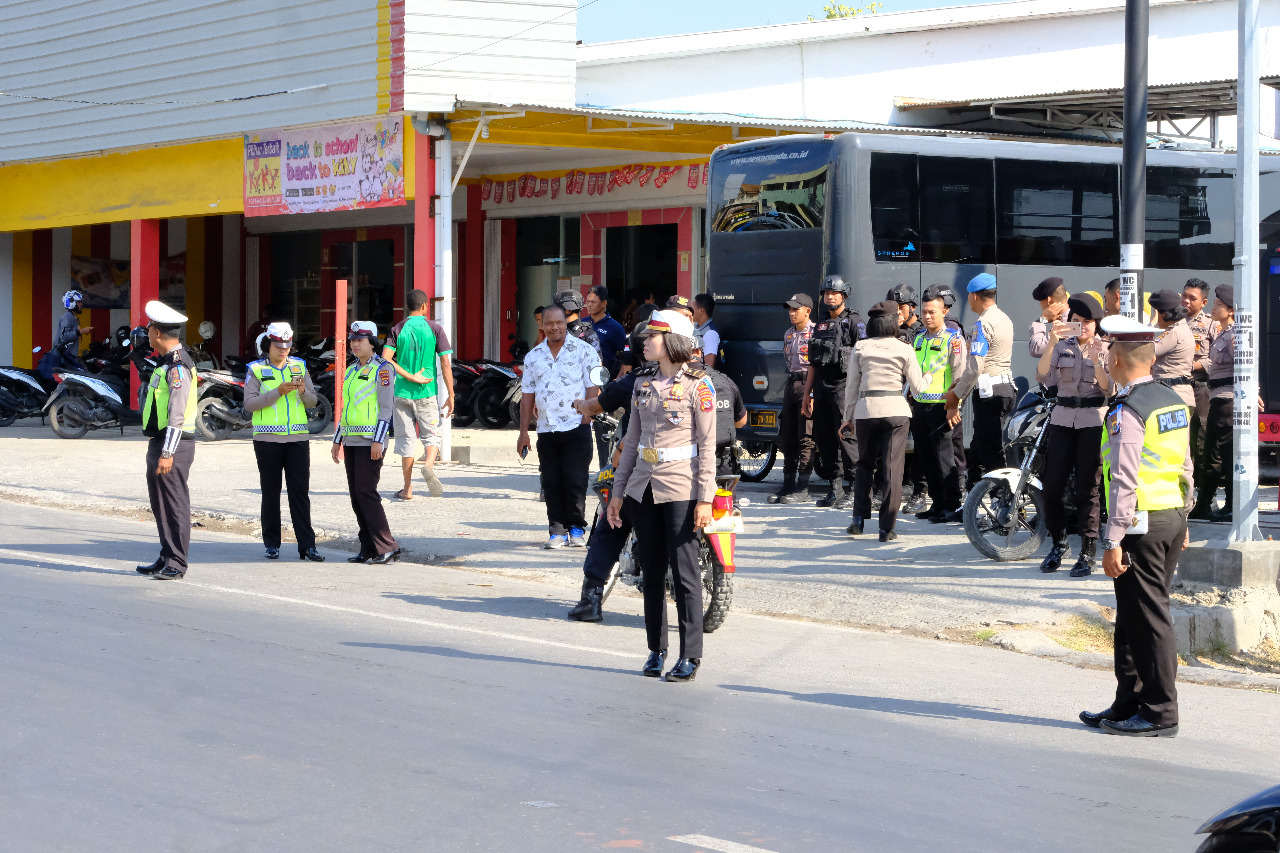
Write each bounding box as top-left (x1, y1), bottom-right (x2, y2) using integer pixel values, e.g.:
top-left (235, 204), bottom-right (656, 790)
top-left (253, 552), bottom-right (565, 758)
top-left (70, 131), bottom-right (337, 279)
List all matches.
top-left (243, 117), bottom-right (406, 217)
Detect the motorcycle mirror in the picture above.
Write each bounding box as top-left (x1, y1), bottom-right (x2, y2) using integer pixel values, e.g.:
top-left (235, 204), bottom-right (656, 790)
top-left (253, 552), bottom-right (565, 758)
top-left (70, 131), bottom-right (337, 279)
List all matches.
top-left (588, 366), bottom-right (610, 387)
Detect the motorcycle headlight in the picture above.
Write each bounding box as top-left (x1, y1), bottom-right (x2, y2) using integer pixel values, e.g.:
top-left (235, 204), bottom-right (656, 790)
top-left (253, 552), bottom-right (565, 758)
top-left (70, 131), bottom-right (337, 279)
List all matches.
top-left (1005, 409), bottom-right (1034, 445)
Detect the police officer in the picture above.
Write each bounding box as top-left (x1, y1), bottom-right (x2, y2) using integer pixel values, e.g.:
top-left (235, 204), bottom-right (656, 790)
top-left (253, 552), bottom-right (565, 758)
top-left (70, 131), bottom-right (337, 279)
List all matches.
top-left (771, 293), bottom-right (817, 503)
top-left (1182, 278), bottom-right (1217, 459)
top-left (910, 286), bottom-right (967, 523)
top-left (946, 273), bottom-right (1015, 483)
top-left (1035, 293), bottom-right (1110, 577)
top-left (331, 321), bottom-right (400, 564)
top-left (889, 284), bottom-right (930, 514)
top-left (803, 275), bottom-right (862, 510)
top-left (606, 311), bottom-right (717, 682)
top-left (840, 301), bottom-right (930, 542)
top-left (1079, 315), bottom-right (1192, 738)
top-left (931, 283), bottom-right (968, 486)
top-left (1028, 277), bottom-right (1069, 360)
top-left (244, 322), bottom-right (325, 562)
top-left (135, 301), bottom-right (197, 580)
top-left (56, 289), bottom-right (93, 369)
top-left (665, 294), bottom-right (695, 320)
top-left (554, 290), bottom-right (603, 359)
top-left (1149, 290), bottom-right (1196, 415)
top-left (1190, 285), bottom-right (1235, 522)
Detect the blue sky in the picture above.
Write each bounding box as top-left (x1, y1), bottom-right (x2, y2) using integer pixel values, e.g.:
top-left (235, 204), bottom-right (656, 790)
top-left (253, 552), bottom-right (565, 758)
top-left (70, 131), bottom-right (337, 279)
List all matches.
top-left (578, 0), bottom-right (993, 43)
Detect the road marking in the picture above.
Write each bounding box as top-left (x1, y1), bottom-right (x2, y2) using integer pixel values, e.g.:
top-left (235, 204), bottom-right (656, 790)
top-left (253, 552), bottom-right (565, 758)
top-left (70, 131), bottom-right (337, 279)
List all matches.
top-left (669, 835), bottom-right (779, 853)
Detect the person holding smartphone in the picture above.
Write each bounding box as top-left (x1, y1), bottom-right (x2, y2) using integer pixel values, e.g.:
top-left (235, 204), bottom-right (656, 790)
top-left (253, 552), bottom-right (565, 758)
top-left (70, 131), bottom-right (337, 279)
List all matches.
top-left (1035, 293), bottom-right (1110, 576)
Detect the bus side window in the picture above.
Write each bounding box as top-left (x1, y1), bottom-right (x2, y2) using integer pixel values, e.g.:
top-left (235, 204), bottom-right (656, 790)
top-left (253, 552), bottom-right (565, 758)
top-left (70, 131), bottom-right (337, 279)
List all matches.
top-left (995, 160), bottom-right (1119, 267)
top-left (870, 153), bottom-right (919, 262)
top-left (918, 156), bottom-right (996, 265)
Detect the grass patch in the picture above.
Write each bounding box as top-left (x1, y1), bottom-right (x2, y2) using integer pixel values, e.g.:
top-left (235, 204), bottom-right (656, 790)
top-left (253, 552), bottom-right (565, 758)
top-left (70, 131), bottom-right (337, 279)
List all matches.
top-left (1199, 637), bottom-right (1280, 676)
top-left (973, 628), bottom-right (997, 642)
top-left (1045, 614), bottom-right (1114, 654)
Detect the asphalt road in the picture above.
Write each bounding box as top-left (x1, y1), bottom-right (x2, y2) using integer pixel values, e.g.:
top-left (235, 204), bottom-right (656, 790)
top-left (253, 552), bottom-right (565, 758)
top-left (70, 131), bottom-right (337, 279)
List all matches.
top-left (1, 501), bottom-right (1276, 852)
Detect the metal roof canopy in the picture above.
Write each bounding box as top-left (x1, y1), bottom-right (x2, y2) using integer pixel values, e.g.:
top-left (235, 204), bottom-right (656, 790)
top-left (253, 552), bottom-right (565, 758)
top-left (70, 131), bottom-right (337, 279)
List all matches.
top-left (896, 77), bottom-right (1280, 144)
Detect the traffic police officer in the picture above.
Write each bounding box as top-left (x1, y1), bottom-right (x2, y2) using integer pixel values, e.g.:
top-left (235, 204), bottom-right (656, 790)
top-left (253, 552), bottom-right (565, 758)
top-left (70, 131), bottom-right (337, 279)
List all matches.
top-left (771, 293), bottom-right (817, 503)
top-left (331, 321), bottom-right (400, 564)
top-left (931, 283), bottom-right (968, 484)
top-left (1035, 293), bottom-right (1110, 577)
top-left (1079, 315), bottom-right (1192, 738)
top-left (606, 310), bottom-right (717, 682)
top-left (1149, 289), bottom-right (1196, 414)
top-left (803, 275), bottom-right (862, 509)
top-left (244, 322), bottom-right (325, 562)
top-left (1182, 278), bottom-right (1217, 459)
top-left (135, 301), bottom-right (197, 580)
top-left (946, 273), bottom-right (1015, 482)
top-left (910, 286), bottom-right (967, 523)
top-left (1190, 284), bottom-right (1235, 522)
top-left (1028, 277), bottom-right (1069, 361)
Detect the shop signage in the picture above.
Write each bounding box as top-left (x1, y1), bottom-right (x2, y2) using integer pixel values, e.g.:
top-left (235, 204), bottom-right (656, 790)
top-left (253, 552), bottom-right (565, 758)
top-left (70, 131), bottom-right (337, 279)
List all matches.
top-left (243, 117), bottom-right (406, 217)
top-left (482, 159), bottom-right (708, 210)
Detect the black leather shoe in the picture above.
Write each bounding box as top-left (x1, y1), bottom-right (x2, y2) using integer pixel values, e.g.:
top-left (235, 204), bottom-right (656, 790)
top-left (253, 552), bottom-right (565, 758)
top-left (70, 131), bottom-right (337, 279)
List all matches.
top-left (917, 508), bottom-right (941, 521)
top-left (642, 650), bottom-right (666, 677)
top-left (567, 584), bottom-right (604, 622)
top-left (1187, 503), bottom-right (1213, 521)
top-left (879, 530), bottom-right (898, 543)
top-left (1100, 714), bottom-right (1179, 737)
top-left (300, 547), bottom-right (326, 562)
top-left (815, 490), bottom-right (839, 508)
top-left (265, 547), bottom-right (280, 560)
top-left (135, 557), bottom-right (163, 575)
top-left (1209, 506), bottom-right (1232, 523)
top-left (1069, 537), bottom-right (1097, 577)
top-left (847, 517), bottom-right (864, 536)
top-left (153, 565), bottom-right (186, 580)
top-left (665, 657), bottom-right (700, 682)
top-left (366, 549), bottom-right (402, 565)
top-left (940, 509), bottom-right (964, 524)
top-left (347, 552), bottom-right (373, 563)
top-left (1079, 707), bottom-right (1127, 729)
top-left (1040, 532), bottom-right (1071, 573)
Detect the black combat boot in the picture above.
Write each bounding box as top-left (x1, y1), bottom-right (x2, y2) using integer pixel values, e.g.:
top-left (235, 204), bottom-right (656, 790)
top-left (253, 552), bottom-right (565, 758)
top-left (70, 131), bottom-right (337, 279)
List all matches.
top-left (567, 581), bottom-right (604, 622)
top-left (780, 473), bottom-right (812, 504)
top-left (768, 473), bottom-right (797, 504)
top-left (816, 482), bottom-right (843, 508)
top-left (902, 486), bottom-right (927, 515)
top-left (1039, 531), bottom-right (1071, 573)
top-left (1069, 537), bottom-right (1097, 577)
top-left (847, 516), bottom-right (864, 536)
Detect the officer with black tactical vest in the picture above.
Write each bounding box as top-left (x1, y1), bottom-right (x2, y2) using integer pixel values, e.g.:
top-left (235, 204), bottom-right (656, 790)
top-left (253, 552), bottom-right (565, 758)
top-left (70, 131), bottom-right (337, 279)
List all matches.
top-left (801, 275), bottom-right (863, 509)
top-left (135, 301), bottom-right (198, 580)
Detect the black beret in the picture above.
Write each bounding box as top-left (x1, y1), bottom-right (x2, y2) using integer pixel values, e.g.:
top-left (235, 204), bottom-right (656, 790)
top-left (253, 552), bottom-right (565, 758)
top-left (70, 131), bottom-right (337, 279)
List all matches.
top-left (1067, 293), bottom-right (1104, 322)
top-left (1148, 289), bottom-right (1182, 312)
top-left (1215, 284), bottom-right (1233, 309)
top-left (1032, 277), bottom-right (1064, 301)
top-left (868, 299), bottom-right (899, 319)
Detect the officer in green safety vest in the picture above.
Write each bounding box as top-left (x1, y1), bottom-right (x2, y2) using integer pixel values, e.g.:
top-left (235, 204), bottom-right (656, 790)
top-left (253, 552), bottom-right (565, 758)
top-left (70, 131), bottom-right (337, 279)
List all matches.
top-left (1078, 315), bottom-right (1194, 738)
top-left (135, 300), bottom-right (198, 580)
top-left (907, 286), bottom-right (968, 523)
top-left (331, 320), bottom-right (400, 565)
top-left (244, 321), bottom-right (325, 563)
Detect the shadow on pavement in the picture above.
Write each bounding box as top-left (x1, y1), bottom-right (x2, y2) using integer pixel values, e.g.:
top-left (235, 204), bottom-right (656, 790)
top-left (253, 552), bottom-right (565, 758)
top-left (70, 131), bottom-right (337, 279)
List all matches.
top-left (342, 641), bottom-right (637, 677)
top-left (381, 591), bottom-right (647, 628)
top-left (0, 555), bottom-right (133, 576)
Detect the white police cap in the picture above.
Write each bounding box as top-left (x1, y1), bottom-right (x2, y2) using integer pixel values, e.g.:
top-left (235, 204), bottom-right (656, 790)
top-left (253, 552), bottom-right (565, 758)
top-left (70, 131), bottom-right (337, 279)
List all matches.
top-left (348, 320), bottom-right (379, 340)
top-left (145, 300), bottom-right (187, 327)
top-left (266, 322), bottom-right (294, 342)
top-left (1099, 315), bottom-right (1165, 342)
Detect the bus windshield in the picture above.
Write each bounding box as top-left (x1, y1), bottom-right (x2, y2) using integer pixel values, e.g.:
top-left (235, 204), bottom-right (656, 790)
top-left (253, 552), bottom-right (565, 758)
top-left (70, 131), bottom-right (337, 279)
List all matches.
top-left (709, 140), bottom-right (831, 233)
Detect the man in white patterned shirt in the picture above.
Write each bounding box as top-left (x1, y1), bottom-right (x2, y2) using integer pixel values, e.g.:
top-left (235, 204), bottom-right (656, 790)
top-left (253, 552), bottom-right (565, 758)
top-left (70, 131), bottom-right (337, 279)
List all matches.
top-left (517, 304), bottom-right (602, 548)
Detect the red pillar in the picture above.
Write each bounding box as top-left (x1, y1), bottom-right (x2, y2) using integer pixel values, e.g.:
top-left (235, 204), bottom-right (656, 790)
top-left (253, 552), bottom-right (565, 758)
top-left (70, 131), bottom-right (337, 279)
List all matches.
top-left (413, 131), bottom-right (436, 308)
top-left (463, 184), bottom-right (486, 359)
top-left (130, 219), bottom-right (160, 409)
top-left (676, 207), bottom-right (694, 299)
top-left (30, 230), bottom-right (53, 358)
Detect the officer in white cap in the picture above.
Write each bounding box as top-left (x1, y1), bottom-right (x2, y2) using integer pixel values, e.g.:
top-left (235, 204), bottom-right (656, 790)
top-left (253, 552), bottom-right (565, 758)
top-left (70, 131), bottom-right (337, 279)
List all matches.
top-left (135, 300), bottom-right (197, 580)
top-left (1078, 314), bottom-right (1192, 737)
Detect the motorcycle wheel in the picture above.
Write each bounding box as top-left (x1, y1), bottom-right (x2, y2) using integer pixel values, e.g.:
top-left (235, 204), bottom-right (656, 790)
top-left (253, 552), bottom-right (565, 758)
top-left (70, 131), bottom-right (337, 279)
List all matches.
top-left (0, 407), bottom-right (17, 428)
top-left (195, 397), bottom-right (234, 441)
top-left (700, 537), bottom-right (734, 633)
top-left (306, 394), bottom-right (333, 435)
top-left (49, 397), bottom-right (89, 439)
top-left (963, 478), bottom-right (1047, 562)
top-left (1194, 834), bottom-right (1277, 853)
top-left (451, 395), bottom-right (476, 428)
top-left (737, 441), bottom-right (777, 482)
top-left (473, 385), bottom-right (511, 429)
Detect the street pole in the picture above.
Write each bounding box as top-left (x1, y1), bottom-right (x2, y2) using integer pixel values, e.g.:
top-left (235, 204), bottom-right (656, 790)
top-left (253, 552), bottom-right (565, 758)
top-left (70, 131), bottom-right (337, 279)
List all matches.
top-left (1231, 0), bottom-right (1262, 542)
top-left (1119, 0), bottom-right (1148, 321)
top-left (436, 129), bottom-right (454, 464)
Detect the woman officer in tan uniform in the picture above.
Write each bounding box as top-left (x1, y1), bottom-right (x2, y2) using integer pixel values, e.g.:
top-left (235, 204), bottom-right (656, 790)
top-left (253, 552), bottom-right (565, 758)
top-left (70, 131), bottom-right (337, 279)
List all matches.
top-left (607, 310), bottom-right (717, 682)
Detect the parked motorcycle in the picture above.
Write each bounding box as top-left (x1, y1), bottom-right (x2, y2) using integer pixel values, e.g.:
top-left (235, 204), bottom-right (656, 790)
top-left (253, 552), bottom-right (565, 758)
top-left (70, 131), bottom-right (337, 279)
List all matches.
top-left (42, 330), bottom-right (156, 439)
top-left (450, 360), bottom-right (483, 428)
top-left (1196, 783), bottom-right (1280, 852)
top-left (194, 369), bottom-right (252, 440)
top-left (472, 361), bottom-right (520, 429)
top-left (0, 348), bottom-right (56, 427)
top-left (188, 321), bottom-right (221, 372)
top-left (962, 389), bottom-right (1051, 561)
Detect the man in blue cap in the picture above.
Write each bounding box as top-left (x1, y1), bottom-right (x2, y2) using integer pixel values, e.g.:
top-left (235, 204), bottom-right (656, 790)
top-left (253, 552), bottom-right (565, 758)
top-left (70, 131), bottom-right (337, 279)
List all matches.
top-left (944, 273), bottom-right (1015, 482)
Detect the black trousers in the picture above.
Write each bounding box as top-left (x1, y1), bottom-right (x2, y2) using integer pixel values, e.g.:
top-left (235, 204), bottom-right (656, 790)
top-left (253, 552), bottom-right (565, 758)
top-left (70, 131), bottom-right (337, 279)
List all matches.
top-left (1197, 397), bottom-right (1233, 507)
top-left (854, 416), bottom-right (910, 532)
top-left (813, 379), bottom-right (857, 488)
top-left (913, 403), bottom-right (962, 512)
top-left (779, 376), bottom-right (815, 482)
top-left (715, 443), bottom-right (739, 477)
top-left (254, 440), bottom-right (316, 553)
top-left (1041, 424), bottom-right (1103, 538)
top-left (1189, 378), bottom-right (1209, 462)
top-left (146, 438), bottom-right (194, 570)
top-left (908, 400), bottom-right (929, 496)
top-left (969, 385), bottom-right (1015, 481)
top-left (537, 424), bottom-right (593, 535)
top-left (582, 504), bottom-right (632, 585)
top-left (1113, 507), bottom-right (1186, 726)
top-left (343, 445), bottom-right (397, 556)
top-left (628, 487), bottom-right (703, 659)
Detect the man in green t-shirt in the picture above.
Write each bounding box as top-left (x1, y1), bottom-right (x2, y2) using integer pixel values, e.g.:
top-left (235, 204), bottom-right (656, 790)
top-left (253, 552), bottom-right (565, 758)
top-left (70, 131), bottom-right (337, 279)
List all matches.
top-left (383, 289), bottom-right (455, 499)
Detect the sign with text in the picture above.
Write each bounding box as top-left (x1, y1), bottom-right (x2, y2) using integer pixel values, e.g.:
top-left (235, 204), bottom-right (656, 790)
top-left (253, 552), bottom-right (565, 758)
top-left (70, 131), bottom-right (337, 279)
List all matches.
top-left (244, 118), bottom-right (406, 217)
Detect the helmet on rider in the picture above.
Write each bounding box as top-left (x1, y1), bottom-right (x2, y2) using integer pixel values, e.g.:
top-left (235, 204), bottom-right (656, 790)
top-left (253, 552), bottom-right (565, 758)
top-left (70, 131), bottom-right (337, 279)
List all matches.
top-left (129, 325), bottom-right (149, 352)
top-left (63, 290), bottom-right (84, 311)
top-left (886, 284), bottom-right (917, 307)
top-left (820, 275), bottom-right (850, 296)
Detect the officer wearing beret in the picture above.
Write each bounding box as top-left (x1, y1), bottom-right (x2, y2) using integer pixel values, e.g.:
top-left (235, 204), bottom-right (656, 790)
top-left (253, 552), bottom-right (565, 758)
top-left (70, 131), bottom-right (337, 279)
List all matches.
top-left (554, 290), bottom-right (603, 360)
top-left (1190, 284), bottom-right (1236, 522)
top-left (802, 276), bottom-right (862, 510)
top-left (1079, 316), bottom-right (1192, 737)
top-left (607, 311), bottom-right (717, 682)
top-left (772, 293), bottom-right (817, 503)
top-left (1035, 293), bottom-right (1110, 576)
top-left (1149, 289), bottom-right (1196, 413)
top-left (331, 321), bottom-right (400, 564)
top-left (946, 273), bottom-right (1015, 482)
top-left (909, 286), bottom-right (968, 523)
top-left (1029, 277), bottom-right (1070, 361)
top-left (135, 301), bottom-right (198, 580)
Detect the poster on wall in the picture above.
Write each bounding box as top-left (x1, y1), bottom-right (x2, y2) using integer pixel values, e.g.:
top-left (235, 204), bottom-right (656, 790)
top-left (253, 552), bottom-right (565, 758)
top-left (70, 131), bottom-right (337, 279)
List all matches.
top-left (70, 256), bottom-right (131, 309)
top-left (243, 117), bottom-right (406, 217)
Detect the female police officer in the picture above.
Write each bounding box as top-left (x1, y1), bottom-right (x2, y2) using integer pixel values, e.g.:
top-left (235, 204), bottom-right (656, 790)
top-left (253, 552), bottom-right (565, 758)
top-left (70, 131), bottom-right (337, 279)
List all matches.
top-left (606, 310), bottom-right (716, 682)
top-left (1035, 293), bottom-right (1110, 576)
top-left (244, 322), bottom-right (325, 562)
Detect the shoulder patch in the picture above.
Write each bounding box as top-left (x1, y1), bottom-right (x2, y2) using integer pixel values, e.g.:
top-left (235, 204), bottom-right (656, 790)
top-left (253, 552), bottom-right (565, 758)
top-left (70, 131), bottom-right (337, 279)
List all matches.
top-left (683, 364), bottom-right (708, 379)
top-left (169, 367), bottom-right (183, 389)
top-left (1107, 408), bottom-right (1123, 436)
top-left (696, 378), bottom-right (715, 413)
top-left (1155, 408), bottom-right (1189, 434)
top-left (950, 336), bottom-right (962, 355)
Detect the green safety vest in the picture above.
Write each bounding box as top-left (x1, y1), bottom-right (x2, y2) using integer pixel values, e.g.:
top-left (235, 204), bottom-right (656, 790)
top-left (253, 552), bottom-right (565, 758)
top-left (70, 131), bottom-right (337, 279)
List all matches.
top-left (341, 358), bottom-right (383, 438)
top-left (1100, 381), bottom-right (1190, 512)
top-left (250, 358), bottom-right (310, 436)
top-left (912, 329), bottom-right (959, 402)
top-left (143, 363), bottom-right (197, 434)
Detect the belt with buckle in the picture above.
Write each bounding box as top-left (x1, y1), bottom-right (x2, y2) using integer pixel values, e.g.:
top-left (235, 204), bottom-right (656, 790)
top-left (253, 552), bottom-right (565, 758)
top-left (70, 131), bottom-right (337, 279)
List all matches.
top-left (1163, 376), bottom-right (1192, 385)
top-left (788, 371), bottom-right (808, 382)
top-left (639, 444), bottom-right (698, 464)
top-left (1208, 376), bottom-right (1233, 389)
top-left (863, 389), bottom-right (901, 397)
top-left (1057, 395), bottom-right (1106, 408)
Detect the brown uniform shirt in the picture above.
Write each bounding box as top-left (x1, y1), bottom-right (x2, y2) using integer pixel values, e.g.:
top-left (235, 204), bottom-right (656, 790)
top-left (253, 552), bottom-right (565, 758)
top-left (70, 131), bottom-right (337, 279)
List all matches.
top-left (842, 337), bottom-right (929, 421)
top-left (953, 304), bottom-right (1014, 399)
top-left (1207, 323), bottom-right (1235, 400)
top-left (1152, 320), bottom-right (1196, 408)
top-left (1038, 338), bottom-right (1109, 428)
top-left (783, 321), bottom-right (814, 374)
top-left (1028, 318), bottom-right (1051, 359)
top-left (1187, 309), bottom-right (1216, 376)
top-left (613, 364), bottom-right (717, 504)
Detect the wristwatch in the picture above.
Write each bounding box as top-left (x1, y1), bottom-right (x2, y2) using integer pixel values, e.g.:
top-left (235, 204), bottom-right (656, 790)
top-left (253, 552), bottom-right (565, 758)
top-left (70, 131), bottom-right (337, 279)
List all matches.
top-left (161, 451), bottom-right (174, 459)
top-left (1101, 539), bottom-right (1120, 552)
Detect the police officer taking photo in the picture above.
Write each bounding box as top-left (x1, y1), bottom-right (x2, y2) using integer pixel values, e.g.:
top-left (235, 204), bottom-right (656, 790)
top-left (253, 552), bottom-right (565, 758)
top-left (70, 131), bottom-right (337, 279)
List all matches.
top-left (802, 275), bottom-right (861, 510)
top-left (606, 311), bottom-right (716, 682)
top-left (135, 301), bottom-right (197, 580)
top-left (244, 322), bottom-right (324, 562)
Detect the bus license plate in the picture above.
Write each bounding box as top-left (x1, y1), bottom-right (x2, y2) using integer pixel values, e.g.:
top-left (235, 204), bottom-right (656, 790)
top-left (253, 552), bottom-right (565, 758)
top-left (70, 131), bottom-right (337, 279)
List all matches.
top-left (749, 411), bottom-right (777, 429)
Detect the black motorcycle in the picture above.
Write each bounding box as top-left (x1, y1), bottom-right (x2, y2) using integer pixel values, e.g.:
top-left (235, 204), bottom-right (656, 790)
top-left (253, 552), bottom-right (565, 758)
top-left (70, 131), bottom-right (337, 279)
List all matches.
top-left (1196, 783), bottom-right (1280, 852)
top-left (42, 332), bottom-right (155, 439)
top-left (472, 361), bottom-right (520, 429)
top-left (0, 348), bottom-right (56, 427)
top-left (194, 368), bottom-right (252, 440)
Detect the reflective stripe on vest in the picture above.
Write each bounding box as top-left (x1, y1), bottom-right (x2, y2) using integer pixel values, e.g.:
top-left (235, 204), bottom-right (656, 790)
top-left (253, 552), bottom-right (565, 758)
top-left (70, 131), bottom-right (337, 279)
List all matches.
top-left (250, 359), bottom-right (309, 436)
top-left (143, 365), bottom-right (197, 434)
top-left (912, 330), bottom-right (956, 402)
top-left (341, 359), bottom-right (381, 436)
top-left (1100, 382), bottom-right (1189, 512)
